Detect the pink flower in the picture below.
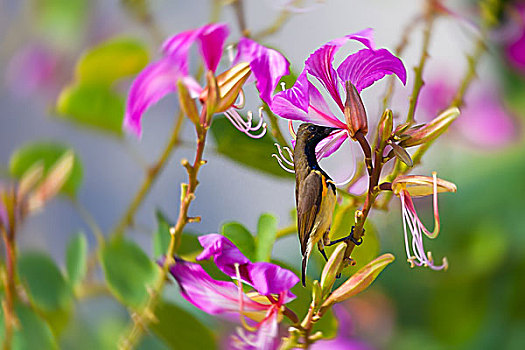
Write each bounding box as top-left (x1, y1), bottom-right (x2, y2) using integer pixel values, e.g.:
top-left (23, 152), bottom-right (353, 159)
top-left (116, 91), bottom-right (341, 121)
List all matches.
top-left (125, 23), bottom-right (289, 138)
top-left (392, 173), bottom-right (457, 270)
top-left (270, 29), bottom-right (406, 159)
top-left (166, 234), bottom-right (299, 350)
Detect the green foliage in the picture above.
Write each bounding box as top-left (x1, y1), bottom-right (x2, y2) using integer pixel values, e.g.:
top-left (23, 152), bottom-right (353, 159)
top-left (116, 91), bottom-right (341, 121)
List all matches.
top-left (17, 252), bottom-right (73, 313)
top-left (75, 38), bottom-right (149, 86)
top-left (66, 232), bottom-right (88, 287)
top-left (220, 221), bottom-right (255, 260)
top-left (9, 142), bottom-right (82, 196)
top-left (55, 36), bottom-right (148, 135)
top-left (210, 115), bottom-right (294, 178)
top-left (254, 213), bottom-right (278, 262)
top-left (100, 238), bottom-right (159, 309)
top-left (150, 301), bottom-right (216, 350)
top-left (0, 302), bottom-right (58, 350)
top-left (56, 83), bottom-right (125, 135)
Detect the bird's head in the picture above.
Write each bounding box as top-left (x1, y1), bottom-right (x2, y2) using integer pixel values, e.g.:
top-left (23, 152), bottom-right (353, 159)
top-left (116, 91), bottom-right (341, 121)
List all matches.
top-left (296, 123), bottom-right (338, 146)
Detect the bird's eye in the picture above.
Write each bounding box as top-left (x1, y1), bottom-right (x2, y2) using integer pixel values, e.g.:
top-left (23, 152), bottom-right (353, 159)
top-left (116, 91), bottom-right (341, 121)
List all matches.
top-left (308, 125), bottom-right (316, 132)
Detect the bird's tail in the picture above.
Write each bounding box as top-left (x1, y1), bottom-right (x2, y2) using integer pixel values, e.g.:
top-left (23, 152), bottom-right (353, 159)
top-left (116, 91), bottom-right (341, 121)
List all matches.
top-left (301, 255), bottom-right (308, 287)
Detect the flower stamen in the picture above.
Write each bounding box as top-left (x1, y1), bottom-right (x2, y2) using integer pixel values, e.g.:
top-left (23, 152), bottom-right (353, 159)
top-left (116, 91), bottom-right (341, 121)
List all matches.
top-left (272, 143), bottom-right (295, 173)
top-left (234, 263), bottom-right (258, 333)
top-left (224, 107), bottom-right (267, 139)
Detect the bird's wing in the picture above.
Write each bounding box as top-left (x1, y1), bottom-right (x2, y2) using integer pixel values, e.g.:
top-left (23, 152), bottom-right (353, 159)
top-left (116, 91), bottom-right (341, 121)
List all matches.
top-left (297, 171), bottom-right (323, 256)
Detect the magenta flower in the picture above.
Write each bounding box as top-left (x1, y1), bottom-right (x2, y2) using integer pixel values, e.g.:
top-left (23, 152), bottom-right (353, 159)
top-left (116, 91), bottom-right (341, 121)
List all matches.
top-left (270, 29), bottom-right (406, 160)
top-left (419, 76), bottom-right (518, 149)
top-left (391, 173), bottom-right (457, 270)
top-left (167, 234), bottom-right (299, 350)
top-left (125, 23), bottom-right (289, 138)
top-left (505, 4), bottom-right (525, 73)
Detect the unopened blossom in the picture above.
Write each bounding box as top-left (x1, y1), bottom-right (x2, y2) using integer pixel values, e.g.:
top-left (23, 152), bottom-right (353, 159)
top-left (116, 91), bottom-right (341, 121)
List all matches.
top-left (504, 4), bottom-right (525, 74)
top-left (125, 23), bottom-right (289, 138)
top-left (271, 28), bottom-right (406, 160)
top-left (391, 173), bottom-right (456, 270)
top-left (166, 234), bottom-right (298, 350)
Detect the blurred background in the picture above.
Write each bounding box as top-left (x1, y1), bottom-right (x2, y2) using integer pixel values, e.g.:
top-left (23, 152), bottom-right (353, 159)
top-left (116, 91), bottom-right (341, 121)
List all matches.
top-left (1, 0), bottom-right (525, 349)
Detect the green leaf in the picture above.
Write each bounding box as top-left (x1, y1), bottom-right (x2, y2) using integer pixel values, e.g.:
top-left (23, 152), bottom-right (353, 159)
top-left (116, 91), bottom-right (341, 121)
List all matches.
top-left (220, 222), bottom-right (255, 261)
top-left (56, 83), bottom-right (125, 135)
top-left (75, 38), bottom-right (149, 85)
top-left (35, 0), bottom-right (89, 47)
top-left (0, 302), bottom-right (58, 350)
top-left (66, 232), bottom-right (88, 286)
top-left (210, 115), bottom-right (294, 178)
top-left (150, 301), bottom-right (216, 350)
top-left (100, 238), bottom-right (159, 308)
top-left (254, 213), bottom-right (278, 262)
top-left (17, 252), bottom-right (73, 312)
top-left (9, 142), bottom-right (82, 196)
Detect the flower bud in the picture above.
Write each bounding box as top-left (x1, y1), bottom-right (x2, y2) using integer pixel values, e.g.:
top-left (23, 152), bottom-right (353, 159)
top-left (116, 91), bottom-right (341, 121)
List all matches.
top-left (177, 80), bottom-right (200, 126)
top-left (199, 62), bottom-right (251, 115)
top-left (377, 109), bottom-right (393, 147)
top-left (392, 173), bottom-right (457, 197)
top-left (344, 81), bottom-right (368, 138)
top-left (398, 107), bottom-right (460, 147)
top-left (320, 243), bottom-right (346, 298)
top-left (312, 280), bottom-right (322, 307)
top-left (321, 253), bottom-right (395, 308)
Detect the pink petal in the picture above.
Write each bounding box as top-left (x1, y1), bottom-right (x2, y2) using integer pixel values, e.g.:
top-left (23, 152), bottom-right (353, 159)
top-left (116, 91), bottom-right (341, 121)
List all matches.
top-left (169, 259), bottom-right (266, 315)
top-left (271, 70), bottom-right (346, 127)
top-left (196, 234), bottom-right (299, 296)
top-left (124, 57), bottom-right (184, 137)
top-left (162, 23), bottom-right (229, 72)
top-left (305, 29), bottom-right (376, 112)
top-left (315, 129), bottom-right (348, 159)
top-left (336, 48), bottom-right (406, 93)
top-left (234, 38), bottom-right (290, 105)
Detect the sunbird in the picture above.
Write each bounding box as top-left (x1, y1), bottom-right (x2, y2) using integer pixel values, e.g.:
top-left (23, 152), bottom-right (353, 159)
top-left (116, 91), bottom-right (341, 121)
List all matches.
top-left (294, 123), bottom-right (339, 287)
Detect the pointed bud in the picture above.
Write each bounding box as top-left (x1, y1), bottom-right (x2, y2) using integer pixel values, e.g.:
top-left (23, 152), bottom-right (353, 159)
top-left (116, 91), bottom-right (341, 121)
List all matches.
top-left (399, 107), bottom-right (460, 147)
top-left (199, 62), bottom-right (251, 115)
top-left (321, 253), bottom-right (395, 308)
top-left (27, 151), bottom-right (74, 213)
top-left (204, 71), bottom-right (219, 122)
top-left (377, 109), bottom-right (393, 147)
top-left (344, 81), bottom-right (368, 138)
top-left (177, 80), bottom-right (200, 126)
top-left (390, 142), bottom-right (413, 167)
top-left (312, 280), bottom-right (322, 307)
top-left (320, 243), bottom-right (346, 297)
top-left (392, 173), bottom-right (457, 197)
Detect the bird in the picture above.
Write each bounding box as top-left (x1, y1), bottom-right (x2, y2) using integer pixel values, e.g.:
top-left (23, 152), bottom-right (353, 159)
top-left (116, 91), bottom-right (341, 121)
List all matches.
top-left (293, 123), bottom-right (338, 287)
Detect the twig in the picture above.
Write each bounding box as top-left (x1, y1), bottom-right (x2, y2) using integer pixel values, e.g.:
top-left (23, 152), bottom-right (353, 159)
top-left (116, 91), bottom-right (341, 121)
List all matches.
top-left (119, 109), bottom-right (209, 349)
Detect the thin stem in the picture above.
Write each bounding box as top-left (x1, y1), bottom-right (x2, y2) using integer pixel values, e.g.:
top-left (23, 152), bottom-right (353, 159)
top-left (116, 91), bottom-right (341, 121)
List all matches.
top-left (405, 4), bottom-right (436, 124)
top-left (1, 226), bottom-right (16, 350)
top-left (112, 111), bottom-right (185, 239)
top-left (382, 15), bottom-right (422, 109)
top-left (119, 113), bottom-right (208, 349)
top-left (231, 0), bottom-right (250, 37)
top-left (265, 105), bottom-right (290, 148)
top-left (71, 199), bottom-right (105, 245)
top-left (252, 0), bottom-right (306, 40)
top-left (276, 224), bottom-right (297, 239)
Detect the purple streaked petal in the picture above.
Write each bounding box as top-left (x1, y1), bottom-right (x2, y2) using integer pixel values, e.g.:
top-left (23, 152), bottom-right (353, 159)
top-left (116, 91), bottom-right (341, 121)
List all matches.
top-left (244, 262), bottom-right (299, 296)
top-left (271, 70), bottom-right (309, 120)
top-left (169, 259), bottom-right (266, 315)
top-left (234, 38), bottom-right (290, 105)
top-left (196, 234), bottom-right (298, 295)
top-left (253, 309), bottom-right (280, 350)
top-left (124, 57), bottom-right (184, 137)
top-left (197, 233), bottom-right (250, 276)
top-left (308, 82), bottom-right (347, 128)
top-left (305, 29), bottom-right (375, 111)
top-left (337, 48), bottom-right (406, 92)
top-left (162, 23), bottom-right (229, 72)
top-left (315, 129), bottom-right (348, 159)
